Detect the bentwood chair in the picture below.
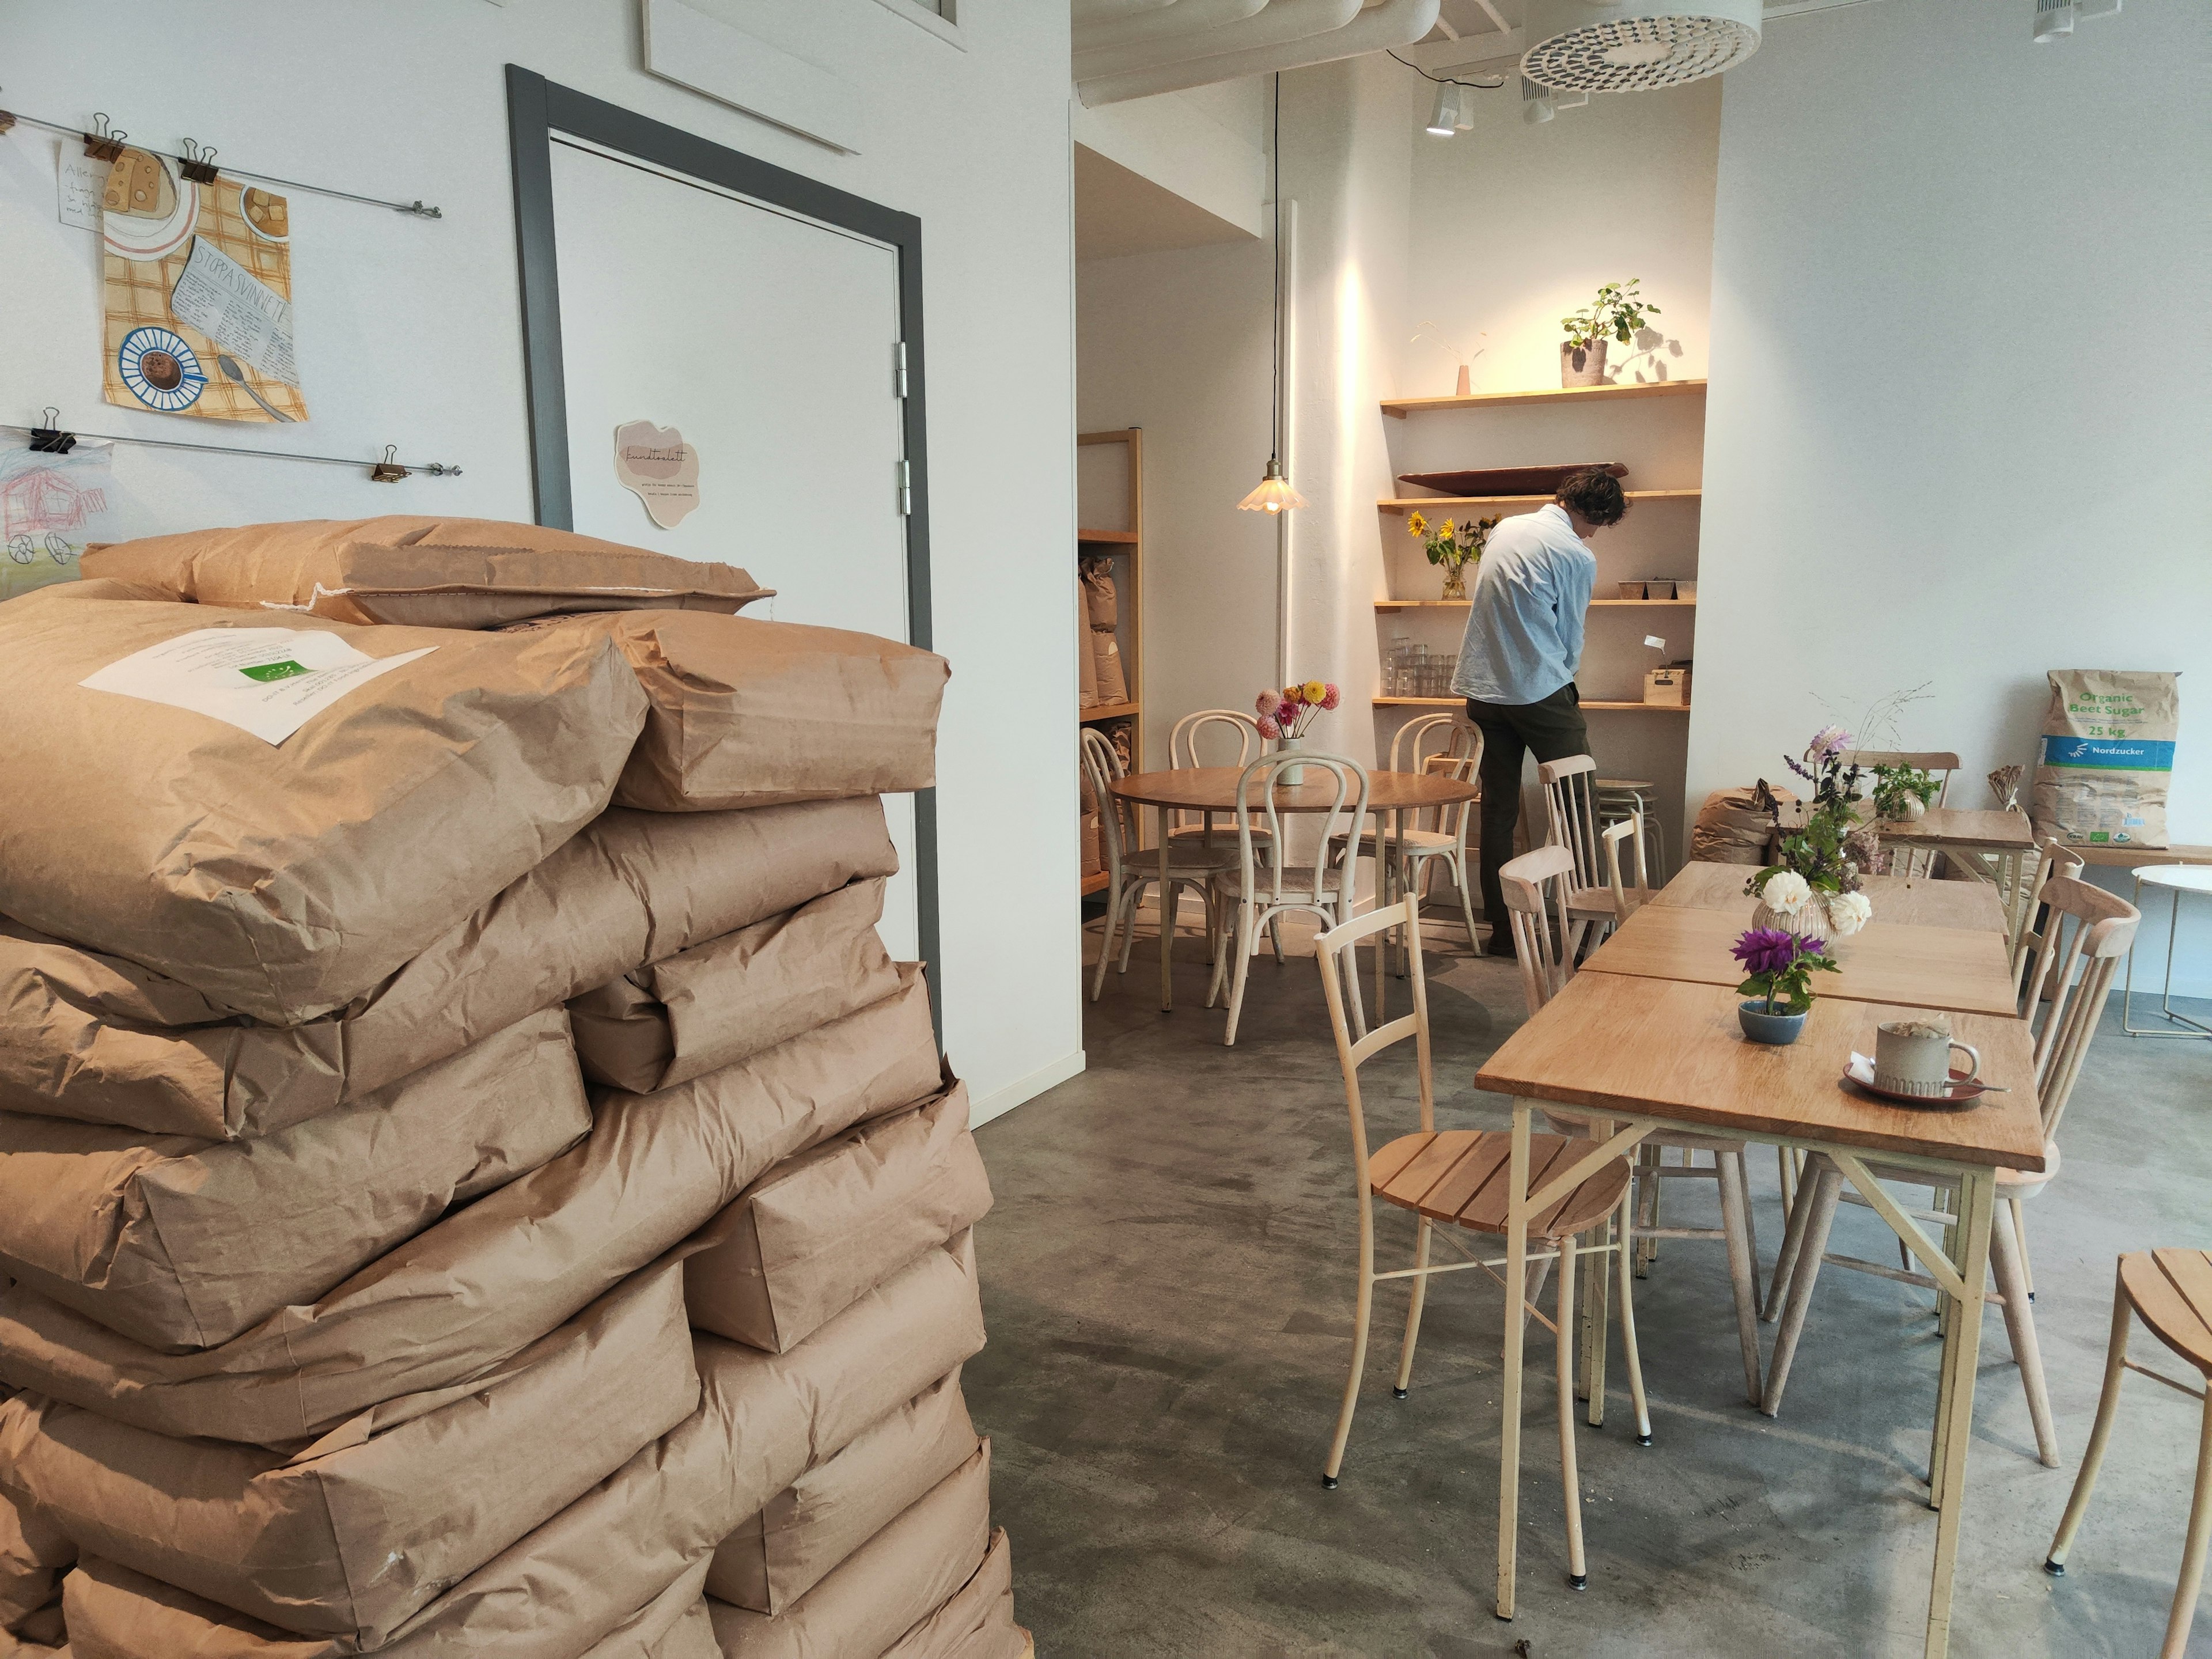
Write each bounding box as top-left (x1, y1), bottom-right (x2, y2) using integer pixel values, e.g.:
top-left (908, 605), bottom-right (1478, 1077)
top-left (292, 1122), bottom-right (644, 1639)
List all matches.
top-left (1761, 876), bottom-right (2142, 1467)
top-left (2044, 1248), bottom-right (2212, 1659)
top-left (1502, 846), bottom-right (1765, 1411)
top-left (1081, 727), bottom-right (1226, 1003)
top-left (1206, 752), bottom-right (1369, 1046)
top-left (1539, 755), bottom-right (1653, 957)
top-left (1167, 709), bottom-right (1275, 859)
top-left (1315, 895), bottom-right (1649, 1596)
top-left (1842, 749), bottom-right (1960, 878)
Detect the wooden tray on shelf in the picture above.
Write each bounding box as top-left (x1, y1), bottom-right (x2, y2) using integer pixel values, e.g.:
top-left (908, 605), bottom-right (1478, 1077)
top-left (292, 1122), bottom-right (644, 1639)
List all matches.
top-left (1396, 462), bottom-right (1626, 495)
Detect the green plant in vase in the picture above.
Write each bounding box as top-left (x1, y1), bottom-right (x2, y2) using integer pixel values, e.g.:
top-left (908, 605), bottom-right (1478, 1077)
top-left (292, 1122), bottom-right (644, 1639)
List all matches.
top-left (1406, 510), bottom-right (1496, 601)
top-left (1869, 763), bottom-right (1938, 823)
top-left (1560, 278), bottom-right (1661, 386)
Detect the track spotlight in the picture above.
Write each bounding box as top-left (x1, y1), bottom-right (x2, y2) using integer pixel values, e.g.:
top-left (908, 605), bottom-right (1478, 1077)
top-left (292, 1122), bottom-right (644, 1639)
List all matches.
top-left (2036, 0), bottom-right (2117, 40)
top-left (1426, 81), bottom-right (1460, 135)
top-left (1521, 76), bottom-right (1555, 124)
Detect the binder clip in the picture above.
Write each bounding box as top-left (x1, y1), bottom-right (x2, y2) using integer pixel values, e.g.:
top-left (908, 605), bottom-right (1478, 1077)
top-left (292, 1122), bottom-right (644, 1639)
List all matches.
top-left (177, 139), bottom-right (219, 185)
top-left (82, 113), bottom-right (125, 162)
top-left (28, 408), bottom-right (75, 455)
top-left (369, 445), bottom-right (408, 483)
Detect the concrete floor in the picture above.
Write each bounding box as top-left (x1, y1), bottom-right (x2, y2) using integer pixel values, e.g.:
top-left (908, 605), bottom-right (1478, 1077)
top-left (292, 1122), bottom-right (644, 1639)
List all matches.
top-left (964, 902), bottom-right (2212, 1658)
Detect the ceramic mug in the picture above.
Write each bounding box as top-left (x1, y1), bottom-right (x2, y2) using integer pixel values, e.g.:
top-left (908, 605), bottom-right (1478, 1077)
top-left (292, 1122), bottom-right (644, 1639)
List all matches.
top-left (1874, 1020), bottom-right (1981, 1098)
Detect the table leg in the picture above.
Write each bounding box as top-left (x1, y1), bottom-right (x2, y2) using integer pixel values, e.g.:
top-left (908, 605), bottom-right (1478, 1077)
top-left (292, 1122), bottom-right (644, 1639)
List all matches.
top-left (1924, 1168), bottom-right (1995, 1659)
top-left (1374, 810), bottom-right (1393, 1023)
top-left (1157, 805), bottom-right (1173, 1013)
top-left (1495, 1103), bottom-right (1533, 1621)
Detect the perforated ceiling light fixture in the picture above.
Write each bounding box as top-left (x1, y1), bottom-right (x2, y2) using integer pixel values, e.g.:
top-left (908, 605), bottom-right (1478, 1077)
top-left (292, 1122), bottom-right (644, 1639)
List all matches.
top-left (1522, 0), bottom-right (1764, 93)
top-left (1425, 80), bottom-right (1460, 135)
top-left (1240, 73), bottom-right (1305, 516)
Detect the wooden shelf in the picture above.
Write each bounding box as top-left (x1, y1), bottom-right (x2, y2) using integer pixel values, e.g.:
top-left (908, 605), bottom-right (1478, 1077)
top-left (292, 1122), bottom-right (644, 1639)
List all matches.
top-left (1375, 598), bottom-right (1695, 611)
top-left (1373, 696), bottom-right (1690, 713)
top-left (1381, 379), bottom-right (1707, 418)
top-left (1081, 869), bottom-right (1112, 896)
top-left (2070, 843), bottom-right (2212, 869)
top-left (1378, 488), bottom-right (1700, 515)
top-left (1077, 528), bottom-right (1138, 544)
top-left (1081, 699), bottom-right (1140, 723)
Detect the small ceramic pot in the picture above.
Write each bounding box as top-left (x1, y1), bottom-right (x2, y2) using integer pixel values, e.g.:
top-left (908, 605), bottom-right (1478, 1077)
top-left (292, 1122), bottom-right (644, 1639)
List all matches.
top-left (1561, 338), bottom-right (1609, 387)
top-left (1739, 1001), bottom-right (1807, 1046)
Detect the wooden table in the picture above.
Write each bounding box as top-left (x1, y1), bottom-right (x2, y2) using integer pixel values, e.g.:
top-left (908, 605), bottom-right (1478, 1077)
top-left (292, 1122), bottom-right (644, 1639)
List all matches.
top-left (1883, 809), bottom-right (2039, 961)
top-left (1655, 862), bottom-right (2010, 933)
top-left (1475, 931), bottom-right (2037, 1654)
top-left (1106, 766), bottom-right (1481, 1012)
top-left (1583, 903), bottom-right (2021, 1016)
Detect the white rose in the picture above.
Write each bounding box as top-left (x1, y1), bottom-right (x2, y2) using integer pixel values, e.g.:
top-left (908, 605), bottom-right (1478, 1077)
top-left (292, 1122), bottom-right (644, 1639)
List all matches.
top-left (1825, 889), bottom-right (1873, 936)
top-left (1760, 871), bottom-right (1812, 915)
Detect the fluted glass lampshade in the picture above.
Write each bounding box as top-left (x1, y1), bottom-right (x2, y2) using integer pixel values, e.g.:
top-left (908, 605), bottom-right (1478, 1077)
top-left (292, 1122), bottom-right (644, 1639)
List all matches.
top-left (1237, 457), bottom-right (1306, 514)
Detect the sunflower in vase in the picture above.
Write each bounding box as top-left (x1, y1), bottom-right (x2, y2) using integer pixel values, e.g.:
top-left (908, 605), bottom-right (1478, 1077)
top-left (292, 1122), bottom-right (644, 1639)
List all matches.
top-left (1406, 510), bottom-right (1498, 601)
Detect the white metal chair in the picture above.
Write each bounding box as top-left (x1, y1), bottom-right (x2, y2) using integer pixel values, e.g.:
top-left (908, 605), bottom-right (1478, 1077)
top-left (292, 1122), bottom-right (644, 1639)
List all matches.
top-left (1167, 709), bottom-right (1275, 858)
top-left (1502, 844), bottom-right (1766, 1411)
top-left (1205, 751), bottom-right (1368, 1046)
top-left (1081, 727), bottom-right (1227, 1003)
top-left (1315, 894), bottom-right (1649, 1599)
top-left (1843, 749), bottom-right (1960, 878)
top-left (1761, 876), bottom-right (2142, 1468)
top-left (1539, 755), bottom-right (1653, 957)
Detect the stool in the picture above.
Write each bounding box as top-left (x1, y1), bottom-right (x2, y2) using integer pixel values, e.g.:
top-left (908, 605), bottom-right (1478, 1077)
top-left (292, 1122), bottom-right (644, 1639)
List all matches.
top-left (2123, 865), bottom-right (2212, 1039)
top-left (2045, 1248), bottom-right (2212, 1658)
top-left (1596, 778), bottom-right (1667, 886)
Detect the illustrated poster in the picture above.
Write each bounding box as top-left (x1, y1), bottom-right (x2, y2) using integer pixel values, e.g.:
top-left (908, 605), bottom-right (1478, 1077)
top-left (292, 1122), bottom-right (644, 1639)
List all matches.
top-left (0, 442), bottom-right (112, 603)
top-left (100, 147), bottom-right (306, 423)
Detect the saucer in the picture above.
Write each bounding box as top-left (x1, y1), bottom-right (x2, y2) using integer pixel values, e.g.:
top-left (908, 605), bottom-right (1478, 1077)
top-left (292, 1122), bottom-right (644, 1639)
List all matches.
top-left (1843, 1052), bottom-right (1991, 1107)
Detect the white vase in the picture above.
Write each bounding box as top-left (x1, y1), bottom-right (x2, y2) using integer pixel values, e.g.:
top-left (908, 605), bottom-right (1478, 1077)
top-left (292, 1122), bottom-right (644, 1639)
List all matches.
top-left (1751, 890), bottom-right (1869, 949)
top-left (1278, 735), bottom-right (1305, 786)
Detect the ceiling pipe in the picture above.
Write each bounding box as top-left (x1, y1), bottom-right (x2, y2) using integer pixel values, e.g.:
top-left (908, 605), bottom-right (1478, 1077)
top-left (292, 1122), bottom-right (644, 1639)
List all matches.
top-left (1070, 0), bottom-right (1183, 20)
top-left (1080, 0), bottom-right (1441, 105)
top-left (1075, 0), bottom-right (1271, 54)
top-left (1076, 0), bottom-right (1364, 82)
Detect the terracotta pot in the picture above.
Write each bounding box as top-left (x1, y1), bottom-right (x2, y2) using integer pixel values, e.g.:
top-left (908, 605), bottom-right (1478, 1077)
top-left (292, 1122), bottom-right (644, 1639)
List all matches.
top-left (1560, 338), bottom-right (1609, 387)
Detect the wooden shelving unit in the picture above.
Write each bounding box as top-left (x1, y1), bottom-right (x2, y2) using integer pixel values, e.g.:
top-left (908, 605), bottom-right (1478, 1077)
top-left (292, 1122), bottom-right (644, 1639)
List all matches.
top-left (1377, 488), bottom-right (1700, 516)
top-left (1078, 430), bottom-right (1143, 900)
top-left (1381, 378), bottom-right (1706, 418)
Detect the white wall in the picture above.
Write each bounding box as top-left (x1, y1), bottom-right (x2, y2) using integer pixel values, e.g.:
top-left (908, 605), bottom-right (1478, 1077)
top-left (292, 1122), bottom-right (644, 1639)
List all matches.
top-left (0, 0), bottom-right (1081, 1115)
top-left (1690, 0), bottom-right (2212, 991)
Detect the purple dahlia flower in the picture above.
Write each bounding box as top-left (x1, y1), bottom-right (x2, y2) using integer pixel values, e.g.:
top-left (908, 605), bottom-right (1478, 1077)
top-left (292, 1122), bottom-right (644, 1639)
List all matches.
top-left (1732, 928), bottom-right (1804, 978)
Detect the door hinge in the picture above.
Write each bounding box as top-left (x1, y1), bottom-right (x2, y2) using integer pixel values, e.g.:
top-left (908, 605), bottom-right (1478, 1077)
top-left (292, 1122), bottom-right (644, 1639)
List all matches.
top-left (894, 340), bottom-right (909, 400)
top-left (898, 459), bottom-right (912, 517)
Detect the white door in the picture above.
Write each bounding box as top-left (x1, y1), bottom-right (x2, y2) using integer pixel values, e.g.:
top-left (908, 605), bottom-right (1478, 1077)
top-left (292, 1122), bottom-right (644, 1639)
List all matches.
top-left (548, 138), bottom-right (919, 961)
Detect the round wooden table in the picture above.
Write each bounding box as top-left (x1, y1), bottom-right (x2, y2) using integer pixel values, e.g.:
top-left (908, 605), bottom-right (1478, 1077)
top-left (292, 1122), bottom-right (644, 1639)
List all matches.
top-left (1107, 766), bottom-right (1481, 1012)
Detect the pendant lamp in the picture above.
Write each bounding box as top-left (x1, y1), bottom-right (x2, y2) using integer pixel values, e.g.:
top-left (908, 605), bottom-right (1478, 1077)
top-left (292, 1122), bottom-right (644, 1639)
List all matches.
top-left (1239, 73), bottom-right (1304, 514)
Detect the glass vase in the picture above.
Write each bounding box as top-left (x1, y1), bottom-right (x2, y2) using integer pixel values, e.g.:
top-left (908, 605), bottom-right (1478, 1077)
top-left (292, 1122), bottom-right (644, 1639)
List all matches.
top-left (1441, 565), bottom-right (1468, 601)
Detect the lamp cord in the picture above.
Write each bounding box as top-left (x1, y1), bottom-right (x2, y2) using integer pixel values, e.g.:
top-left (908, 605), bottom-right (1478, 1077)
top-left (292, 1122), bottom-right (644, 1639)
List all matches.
top-left (1387, 50), bottom-right (1508, 92)
top-left (1270, 71), bottom-right (1281, 468)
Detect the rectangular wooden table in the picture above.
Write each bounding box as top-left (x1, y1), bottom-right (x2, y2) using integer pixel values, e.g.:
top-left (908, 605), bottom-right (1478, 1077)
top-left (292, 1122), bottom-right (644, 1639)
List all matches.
top-left (1655, 862), bottom-right (2010, 933)
top-left (1583, 900), bottom-right (2021, 1016)
top-left (1475, 971), bottom-right (2042, 1657)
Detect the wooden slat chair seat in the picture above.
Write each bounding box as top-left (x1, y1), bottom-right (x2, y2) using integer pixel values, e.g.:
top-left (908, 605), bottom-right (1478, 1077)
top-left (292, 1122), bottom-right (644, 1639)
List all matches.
top-left (2046, 1248), bottom-right (2212, 1659)
top-left (1315, 896), bottom-right (1650, 1596)
top-left (1370, 1129), bottom-right (1630, 1241)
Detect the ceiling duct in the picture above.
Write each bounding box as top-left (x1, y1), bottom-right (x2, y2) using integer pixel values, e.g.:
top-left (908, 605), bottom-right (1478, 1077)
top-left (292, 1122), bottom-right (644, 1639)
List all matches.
top-left (1078, 0), bottom-right (1441, 106)
top-left (1522, 0), bottom-right (1763, 92)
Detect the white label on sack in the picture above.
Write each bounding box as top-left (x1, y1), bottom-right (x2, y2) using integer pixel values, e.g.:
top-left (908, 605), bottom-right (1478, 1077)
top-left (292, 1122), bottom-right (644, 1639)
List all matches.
top-left (80, 628), bottom-right (434, 744)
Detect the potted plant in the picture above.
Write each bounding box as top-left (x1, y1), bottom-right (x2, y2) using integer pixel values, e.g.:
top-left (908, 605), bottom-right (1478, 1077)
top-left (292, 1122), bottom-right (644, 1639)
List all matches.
top-left (1745, 726), bottom-right (1879, 944)
top-left (1256, 679), bottom-right (1339, 784)
top-left (1560, 279), bottom-right (1660, 387)
top-left (1732, 927), bottom-right (1840, 1046)
top-left (1869, 763), bottom-right (1937, 824)
top-left (1405, 510), bottom-right (1497, 601)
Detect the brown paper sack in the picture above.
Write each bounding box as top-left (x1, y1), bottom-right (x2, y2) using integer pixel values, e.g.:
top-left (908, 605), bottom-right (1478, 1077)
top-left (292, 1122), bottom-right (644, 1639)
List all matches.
top-left (1090, 626), bottom-right (1126, 706)
top-left (509, 611), bottom-right (949, 812)
top-left (51, 1236), bottom-right (984, 1659)
top-left (0, 1483), bottom-right (70, 1648)
top-left (706, 1444), bottom-right (993, 1659)
top-left (686, 1088), bottom-right (991, 1354)
top-left (0, 974), bottom-right (943, 1448)
top-left (0, 583), bottom-right (649, 1024)
top-left (0, 1008), bottom-right (588, 1352)
top-left (881, 1529), bottom-right (1025, 1659)
top-left (1081, 564), bottom-right (1116, 629)
top-left (82, 516), bottom-right (772, 628)
top-left (0, 1262), bottom-right (698, 1645)
top-left (581, 1569), bottom-right (718, 1659)
top-left (0, 798), bottom-right (897, 1142)
top-left (1077, 582), bottom-right (1098, 708)
top-left (571, 878), bottom-right (900, 1095)
top-left (709, 1369), bottom-right (974, 1614)
top-left (2031, 668), bottom-right (2181, 850)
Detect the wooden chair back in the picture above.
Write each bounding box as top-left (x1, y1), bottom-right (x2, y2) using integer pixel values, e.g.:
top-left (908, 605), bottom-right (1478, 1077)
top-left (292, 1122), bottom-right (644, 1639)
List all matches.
top-left (1841, 750), bottom-right (1961, 805)
top-left (1233, 751), bottom-right (1370, 909)
top-left (1537, 753), bottom-right (1604, 893)
top-left (1080, 726), bottom-right (1134, 881)
top-left (2017, 874), bottom-right (2139, 1143)
top-left (1315, 896), bottom-right (1433, 1191)
top-left (1169, 710), bottom-right (1263, 835)
top-left (2012, 837), bottom-right (2086, 991)
top-left (1602, 816), bottom-right (1649, 910)
top-left (1387, 711), bottom-right (1475, 775)
top-left (1499, 844), bottom-right (1578, 1017)
top-left (1415, 739), bottom-right (1484, 842)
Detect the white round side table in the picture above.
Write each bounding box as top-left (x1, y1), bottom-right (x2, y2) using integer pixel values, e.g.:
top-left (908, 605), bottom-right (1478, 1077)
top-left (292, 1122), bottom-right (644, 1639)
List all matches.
top-left (2122, 863), bottom-right (2212, 1039)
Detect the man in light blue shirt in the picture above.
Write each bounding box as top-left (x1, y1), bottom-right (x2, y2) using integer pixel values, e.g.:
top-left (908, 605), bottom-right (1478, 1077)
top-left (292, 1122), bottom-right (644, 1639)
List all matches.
top-left (1450, 468), bottom-right (1627, 955)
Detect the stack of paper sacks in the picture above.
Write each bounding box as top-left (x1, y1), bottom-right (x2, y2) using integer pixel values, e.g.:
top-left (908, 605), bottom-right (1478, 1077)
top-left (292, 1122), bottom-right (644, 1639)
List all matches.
top-left (0, 519), bottom-right (1028, 1659)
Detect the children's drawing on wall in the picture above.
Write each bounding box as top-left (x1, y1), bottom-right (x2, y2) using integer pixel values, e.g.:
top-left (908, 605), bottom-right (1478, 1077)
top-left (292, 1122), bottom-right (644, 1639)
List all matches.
top-left (0, 442), bottom-right (112, 602)
top-left (100, 146), bottom-right (306, 423)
